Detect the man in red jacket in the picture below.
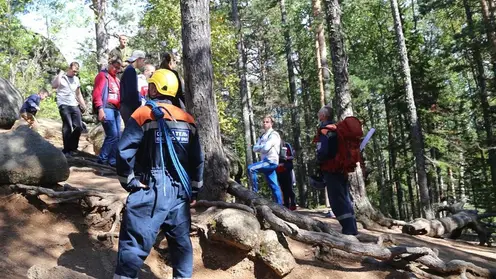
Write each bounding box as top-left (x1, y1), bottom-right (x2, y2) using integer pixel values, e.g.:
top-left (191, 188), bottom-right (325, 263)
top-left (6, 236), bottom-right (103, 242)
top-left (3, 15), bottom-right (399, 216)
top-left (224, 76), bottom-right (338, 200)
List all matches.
top-left (92, 56), bottom-right (122, 167)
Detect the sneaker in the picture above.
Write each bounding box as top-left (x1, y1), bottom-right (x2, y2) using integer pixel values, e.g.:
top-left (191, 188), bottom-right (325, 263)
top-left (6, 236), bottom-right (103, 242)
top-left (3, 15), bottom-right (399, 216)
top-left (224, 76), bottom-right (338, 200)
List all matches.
top-left (63, 151), bottom-right (72, 158)
top-left (289, 205), bottom-right (297, 211)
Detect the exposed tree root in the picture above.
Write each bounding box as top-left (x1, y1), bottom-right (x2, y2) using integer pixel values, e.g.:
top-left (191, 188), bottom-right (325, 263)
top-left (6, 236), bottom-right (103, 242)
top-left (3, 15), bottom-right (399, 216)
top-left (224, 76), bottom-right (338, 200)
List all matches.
top-left (404, 200), bottom-right (494, 247)
top-left (10, 183), bottom-right (125, 241)
top-left (224, 179), bottom-right (496, 278)
top-left (9, 182), bottom-right (495, 278)
top-left (193, 200), bottom-right (254, 214)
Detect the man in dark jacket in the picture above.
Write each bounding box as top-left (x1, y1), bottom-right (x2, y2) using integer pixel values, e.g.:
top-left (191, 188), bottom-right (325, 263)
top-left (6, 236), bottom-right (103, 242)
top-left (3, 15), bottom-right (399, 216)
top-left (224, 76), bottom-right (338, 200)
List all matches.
top-left (316, 106), bottom-right (358, 235)
top-left (114, 69), bottom-right (204, 279)
top-left (276, 132), bottom-right (297, 210)
top-left (119, 50), bottom-right (146, 124)
top-left (19, 88), bottom-right (49, 129)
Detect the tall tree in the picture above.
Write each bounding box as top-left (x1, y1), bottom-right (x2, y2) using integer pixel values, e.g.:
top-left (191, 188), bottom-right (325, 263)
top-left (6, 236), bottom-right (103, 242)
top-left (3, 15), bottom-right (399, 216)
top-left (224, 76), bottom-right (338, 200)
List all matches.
top-left (463, 0), bottom-right (496, 195)
top-left (279, 0), bottom-right (304, 196)
top-left (180, 0), bottom-right (230, 201)
top-left (389, 0), bottom-right (433, 219)
top-left (312, 0), bottom-right (332, 105)
top-left (232, 0), bottom-right (254, 166)
top-left (90, 0), bottom-right (108, 71)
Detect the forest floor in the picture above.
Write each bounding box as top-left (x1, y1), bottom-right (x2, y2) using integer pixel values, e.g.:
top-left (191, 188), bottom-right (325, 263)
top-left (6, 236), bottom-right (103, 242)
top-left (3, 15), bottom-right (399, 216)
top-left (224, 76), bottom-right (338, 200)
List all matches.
top-left (0, 119), bottom-right (495, 279)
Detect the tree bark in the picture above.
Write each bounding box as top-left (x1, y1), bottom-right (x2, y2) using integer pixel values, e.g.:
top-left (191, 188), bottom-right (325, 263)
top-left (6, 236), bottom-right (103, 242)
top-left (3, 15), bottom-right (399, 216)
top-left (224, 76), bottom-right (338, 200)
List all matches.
top-left (312, 0), bottom-right (331, 209)
top-left (324, 0), bottom-right (351, 119)
top-left (481, 0), bottom-right (496, 77)
top-left (369, 100), bottom-right (388, 215)
top-left (92, 0), bottom-right (108, 71)
top-left (464, 0), bottom-right (496, 196)
top-left (180, 0), bottom-right (230, 201)
top-left (389, 0), bottom-right (433, 219)
top-left (312, 0), bottom-right (332, 106)
top-left (280, 0), bottom-right (304, 207)
top-left (232, 0), bottom-right (254, 167)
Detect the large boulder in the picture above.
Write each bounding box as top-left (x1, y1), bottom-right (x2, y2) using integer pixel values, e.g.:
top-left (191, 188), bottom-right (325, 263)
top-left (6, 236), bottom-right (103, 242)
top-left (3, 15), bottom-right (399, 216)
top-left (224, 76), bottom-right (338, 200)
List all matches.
top-left (87, 124), bottom-right (104, 155)
top-left (207, 208), bottom-right (261, 251)
top-left (0, 125), bottom-right (69, 185)
top-left (257, 230), bottom-right (296, 277)
top-left (0, 78), bottom-right (23, 129)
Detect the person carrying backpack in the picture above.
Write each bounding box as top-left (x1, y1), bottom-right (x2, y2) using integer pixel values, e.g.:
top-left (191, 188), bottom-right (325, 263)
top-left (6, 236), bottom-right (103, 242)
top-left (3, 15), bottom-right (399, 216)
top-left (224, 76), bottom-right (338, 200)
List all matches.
top-left (315, 106), bottom-right (359, 235)
top-left (276, 131), bottom-right (297, 210)
top-left (248, 115), bottom-right (283, 204)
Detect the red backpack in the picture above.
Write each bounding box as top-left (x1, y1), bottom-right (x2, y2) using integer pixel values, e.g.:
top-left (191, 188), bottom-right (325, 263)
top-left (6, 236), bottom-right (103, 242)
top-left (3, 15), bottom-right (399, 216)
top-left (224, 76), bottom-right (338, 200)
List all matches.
top-left (318, 116), bottom-right (363, 173)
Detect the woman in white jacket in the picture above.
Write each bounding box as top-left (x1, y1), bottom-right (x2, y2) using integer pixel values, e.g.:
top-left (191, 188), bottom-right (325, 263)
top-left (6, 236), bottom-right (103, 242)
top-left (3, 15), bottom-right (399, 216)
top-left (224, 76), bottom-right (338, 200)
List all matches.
top-left (248, 115), bottom-right (283, 204)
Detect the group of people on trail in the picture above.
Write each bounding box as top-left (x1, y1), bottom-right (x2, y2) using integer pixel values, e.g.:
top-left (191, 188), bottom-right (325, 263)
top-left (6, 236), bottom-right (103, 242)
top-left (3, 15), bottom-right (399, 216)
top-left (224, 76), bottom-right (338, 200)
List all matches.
top-left (248, 106), bottom-right (359, 236)
top-left (17, 32), bottom-right (358, 279)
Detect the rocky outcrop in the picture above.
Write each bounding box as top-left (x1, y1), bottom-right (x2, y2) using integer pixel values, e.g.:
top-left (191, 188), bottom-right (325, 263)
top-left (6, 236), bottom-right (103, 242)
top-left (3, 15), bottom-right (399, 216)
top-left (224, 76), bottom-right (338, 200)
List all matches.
top-left (0, 126), bottom-right (69, 185)
top-left (0, 78), bottom-right (23, 129)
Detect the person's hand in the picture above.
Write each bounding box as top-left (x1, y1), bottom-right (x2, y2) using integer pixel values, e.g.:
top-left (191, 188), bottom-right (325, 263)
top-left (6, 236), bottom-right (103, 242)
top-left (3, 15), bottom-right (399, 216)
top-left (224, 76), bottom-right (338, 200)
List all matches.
top-left (190, 199), bottom-right (197, 207)
top-left (98, 108), bottom-right (106, 122)
top-left (79, 104), bottom-right (87, 114)
top-left (138, 182), bottom-right (149, 190)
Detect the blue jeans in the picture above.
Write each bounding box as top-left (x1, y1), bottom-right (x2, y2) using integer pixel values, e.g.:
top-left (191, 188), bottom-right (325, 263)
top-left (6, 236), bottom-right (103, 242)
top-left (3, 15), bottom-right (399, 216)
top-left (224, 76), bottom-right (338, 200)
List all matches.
top-left (248, 159), bottom-right (282, 204)
top-left (99, 108), bottom-right (121, 166)
top-left (324, 172), bottom-right (358, 235)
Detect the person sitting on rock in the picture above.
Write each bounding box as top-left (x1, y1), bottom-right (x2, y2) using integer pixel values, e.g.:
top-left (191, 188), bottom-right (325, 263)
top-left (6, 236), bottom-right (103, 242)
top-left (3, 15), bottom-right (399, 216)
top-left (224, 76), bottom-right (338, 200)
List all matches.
top-left (19, 88), bottom-right (49, 129)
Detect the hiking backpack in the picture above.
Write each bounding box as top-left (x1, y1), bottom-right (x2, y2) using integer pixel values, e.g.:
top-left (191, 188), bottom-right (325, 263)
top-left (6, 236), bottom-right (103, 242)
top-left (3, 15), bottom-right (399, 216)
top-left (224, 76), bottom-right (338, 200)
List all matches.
top-left (319, 116), bottom-right (363, 173)
top-left (267, 131), bottom-right (287, 162)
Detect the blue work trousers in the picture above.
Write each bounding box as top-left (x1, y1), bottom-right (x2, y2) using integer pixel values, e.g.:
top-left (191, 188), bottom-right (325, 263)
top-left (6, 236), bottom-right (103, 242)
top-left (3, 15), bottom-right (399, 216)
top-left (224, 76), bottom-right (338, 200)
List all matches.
top-left (114, 171), bottom-right (193, 279)
top-left (324, 172), bottom-right (358, 235)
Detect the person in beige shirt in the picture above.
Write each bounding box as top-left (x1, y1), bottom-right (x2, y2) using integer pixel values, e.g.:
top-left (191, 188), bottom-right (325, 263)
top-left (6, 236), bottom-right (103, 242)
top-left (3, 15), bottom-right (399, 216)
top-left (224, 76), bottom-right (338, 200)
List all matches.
top-left (110, 35), bottom-right (132, 69)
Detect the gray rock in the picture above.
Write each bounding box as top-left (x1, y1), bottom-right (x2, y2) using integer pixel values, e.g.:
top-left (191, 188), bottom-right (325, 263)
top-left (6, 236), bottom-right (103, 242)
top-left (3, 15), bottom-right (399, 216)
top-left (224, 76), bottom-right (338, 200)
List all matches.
top-left (0, 125), bottom-right (69, 185)
top-left (87, 123), bottom-right (104, 155)
top-left (257, 230), bottom-right (296, 277)
top-left (0, 78), bottom-right (24, 129)
top-left (27, 265), bottom-right (96, 279)
top-left (208, 208), bottom-right (261, 251)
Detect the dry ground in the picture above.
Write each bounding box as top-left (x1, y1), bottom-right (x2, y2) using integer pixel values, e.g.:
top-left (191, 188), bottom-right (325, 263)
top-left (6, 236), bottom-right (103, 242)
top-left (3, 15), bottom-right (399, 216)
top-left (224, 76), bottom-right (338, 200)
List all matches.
top-left (0, 119), bottom-right (495, 279)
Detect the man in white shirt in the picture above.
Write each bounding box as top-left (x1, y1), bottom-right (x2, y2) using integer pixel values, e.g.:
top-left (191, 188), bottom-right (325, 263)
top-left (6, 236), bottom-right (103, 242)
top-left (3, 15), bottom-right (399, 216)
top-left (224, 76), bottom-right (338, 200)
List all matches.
top-left (51, 62), bottom-right (87, 157)
top-left (248, 115), bottom-right (283, 204)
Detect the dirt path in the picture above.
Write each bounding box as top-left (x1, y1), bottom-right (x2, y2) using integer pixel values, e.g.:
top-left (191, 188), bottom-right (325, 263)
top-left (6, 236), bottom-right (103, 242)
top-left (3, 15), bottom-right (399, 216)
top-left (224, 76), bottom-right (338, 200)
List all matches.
top-left (1, 119), bottom-right (495, 278)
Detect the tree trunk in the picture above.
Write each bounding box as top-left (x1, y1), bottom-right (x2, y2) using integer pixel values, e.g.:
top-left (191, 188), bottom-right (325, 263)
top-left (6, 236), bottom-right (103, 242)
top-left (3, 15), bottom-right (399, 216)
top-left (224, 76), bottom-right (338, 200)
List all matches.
top-left (312, 2), bottom-right (331, 209)
top-left (324, 0), bottom-right (351, 118)
top-left (232, 0), bottom-right (254, 167)
top-left (369, 100), bottom-right (388, 215)
top-left (459, 152), bottom-right (466, 199)
top-left (399, 107), bottom-right (418, 219)
top-left (92, 0), bottom-right (108, 71)
top-left (312, 0), bottom-right (332, 106)
top-left (280, 0), bottom-right (304, 208)
top-left (389, 0), bottom-right (433, 219)
top-left (180, 0), bottom-right (230, 201)
top-left (481, 0), bottom-right (496, 77)
top-left (464, 0), bottom-right (496, 196)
